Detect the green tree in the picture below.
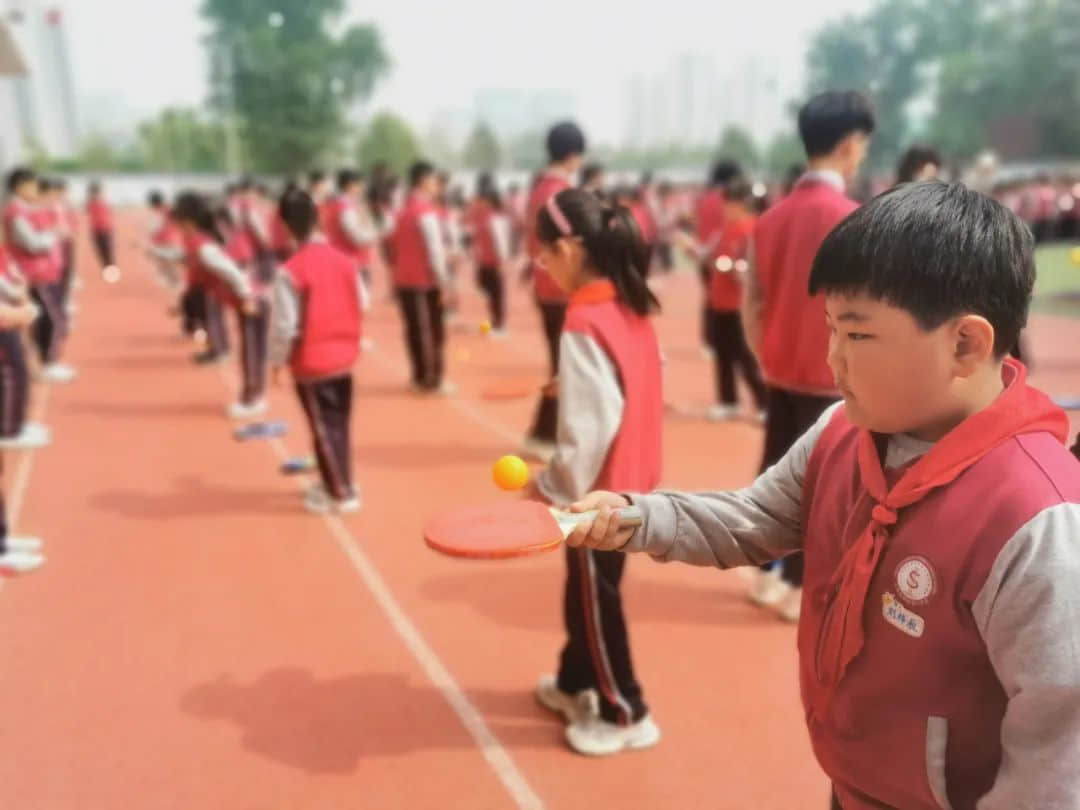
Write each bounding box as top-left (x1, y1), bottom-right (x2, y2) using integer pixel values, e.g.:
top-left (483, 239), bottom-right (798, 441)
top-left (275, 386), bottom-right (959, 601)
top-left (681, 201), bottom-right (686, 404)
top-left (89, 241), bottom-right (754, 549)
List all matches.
top-left (357, 113), bottom-right (421, 173)
top-left (714, 124), bottom-right (760, 169)
top-left (201, 0), bottom-right (390, 173)
top-left (506, 130), bottom-right (545, 170)
top-left (136, 107), bottom-right (228, 172)
top-left (764, 132), bottom-right (805, 175)
top-left (461, 121), bottom-right (501, 171)
top-left (423, 126), bottom-right (459, 169)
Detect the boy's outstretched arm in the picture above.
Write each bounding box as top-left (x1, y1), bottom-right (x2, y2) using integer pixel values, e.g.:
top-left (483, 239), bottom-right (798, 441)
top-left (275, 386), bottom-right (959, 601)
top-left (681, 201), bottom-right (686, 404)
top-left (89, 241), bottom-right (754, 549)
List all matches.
top-left (973, 503), bottom-right (1080, 809)
top-left (566, 403), bottom-right (843, 567)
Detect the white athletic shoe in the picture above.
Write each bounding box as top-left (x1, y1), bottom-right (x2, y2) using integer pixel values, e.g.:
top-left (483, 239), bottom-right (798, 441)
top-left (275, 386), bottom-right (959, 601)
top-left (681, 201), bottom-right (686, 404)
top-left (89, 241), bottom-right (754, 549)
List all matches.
top-left (487, 328), bottom-right (509, 341)
top-left (303, 483), bottom-right (332, 515)
top-left (565, 714), bottom-right (661, 757)
top-left (6, 536), bottom-right (43, 552)
top-left (706, 404), bottom-right (738, 422)
top-left (437, 380), bottom-right (458, 396)
top-left (0, 549), bottom-right (45, 574)
top-left (699, 345), bottom-right (715, 360)
top-left (39, 363), bottom-right (76, 383)
top-left (0, 425), bottom-right (51, 450)
top-left (335, 494), bottom-right (363, 514)
top-left (749, 567), bottom-right (792, 608)
top-left (520, 437), bottom-right (556, 464)
top-left (535, 674), bottom-right (598, 725)
top-left (776, 587), bottom-right (803, 623)
top-left (754, 410), bottom-right (768, 425)
top-left (227, 399), bottom-right (268, 421)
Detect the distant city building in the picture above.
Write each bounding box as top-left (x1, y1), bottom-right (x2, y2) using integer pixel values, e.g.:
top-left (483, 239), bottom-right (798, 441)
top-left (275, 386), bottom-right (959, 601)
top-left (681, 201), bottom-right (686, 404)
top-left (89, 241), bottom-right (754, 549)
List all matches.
top-left (0, 16), bottom-right (28, 169)
top-left (472, 89), bottom-right (577, 139)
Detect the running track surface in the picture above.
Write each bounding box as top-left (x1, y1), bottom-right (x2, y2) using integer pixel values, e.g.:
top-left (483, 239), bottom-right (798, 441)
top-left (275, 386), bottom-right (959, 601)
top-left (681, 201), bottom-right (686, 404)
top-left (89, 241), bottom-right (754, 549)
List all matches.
top-left (2, 217), bottom-right (1078, 810)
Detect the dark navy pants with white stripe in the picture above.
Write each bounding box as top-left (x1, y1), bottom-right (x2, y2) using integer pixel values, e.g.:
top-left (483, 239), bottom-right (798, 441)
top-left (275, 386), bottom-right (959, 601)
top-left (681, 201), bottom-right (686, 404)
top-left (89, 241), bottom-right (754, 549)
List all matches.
top-left (558, 546), bottom-right (648, 725)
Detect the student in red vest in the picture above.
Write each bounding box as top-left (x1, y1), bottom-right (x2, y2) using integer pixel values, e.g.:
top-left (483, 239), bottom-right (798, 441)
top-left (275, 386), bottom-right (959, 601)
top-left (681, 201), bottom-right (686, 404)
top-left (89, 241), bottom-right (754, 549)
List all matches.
top-left (390, 161), bottom-right (453, 394)
top-left (613, 186), bottom-right (657, 275)
top-left (143, 190), bottom-right (184, 290)
top-left (521, 121), bottom-right (587, 462)
top-left (172, 192), bottom-right (265, 418)
top-left (579, 162), bottom-right (607, 198)
top-left (86, 180), bottom-right (114, 273)
top-left (47, 178), bottom-right (78, 317)
top-left (324, 169), bottom-right (377, 291)
top-left (567, 181), bottom-right (1080, 809)
top-left (270, 189), bottom-right (364, 515)
top-left (528, 188), bottom-right (663, 756)
top-left (741, 90), bottom-right (875, 619)
top-left (468, 172), bottom-right (511, 337)
top-left (699, 176), bottom-right (767, 421)
top-left (233, 177), bottom-right (275, 284)
top-left (694, 160), bottom-right (741, 357)
top-left (35, 178), bottom-right (70, 349)
top-left (3, 168), bottom-right (73, 385)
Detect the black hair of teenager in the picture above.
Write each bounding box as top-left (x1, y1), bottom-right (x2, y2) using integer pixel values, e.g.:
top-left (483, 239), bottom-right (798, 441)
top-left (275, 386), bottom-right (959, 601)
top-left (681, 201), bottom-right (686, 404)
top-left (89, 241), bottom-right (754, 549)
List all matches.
top-left (895, 144), bottom-right (943, 184)
top-left (214, 204), bottom-right (237, 230)
top-left (148, 190), bottom-right (165, 207)
top-left (546, 121), bottom-right (586, 163)
top-left (278, 188), bottom-right (318, 243)
top-left (408, 160), bottom-right (435, 188)
top-left (797, 90), bottom-right (876, 158)
top-left (88, 180), bottom-right (102, 195)
top-left (580, 162), bottom-right (605, 187)
top-left (172, 191), bottom-right (225, 244)
top-left (709, 159), bottom-right (742, 187)
top-left (6, 167), bottom-right (35, 193)
top-left (38, 178), bottom-right (52, 193)
top-left (476, 171), bottom-right (503, 209)
top-left (536, 188), bottom-right (659, 317)
top-left (337, 168), bottom-right (363, 191)
top-left (724, 175), bottom-right (755, 205)
top-left (809, 181), bottom-right (1033, 358)
top-left (236, 176), bottom-right (254, 192)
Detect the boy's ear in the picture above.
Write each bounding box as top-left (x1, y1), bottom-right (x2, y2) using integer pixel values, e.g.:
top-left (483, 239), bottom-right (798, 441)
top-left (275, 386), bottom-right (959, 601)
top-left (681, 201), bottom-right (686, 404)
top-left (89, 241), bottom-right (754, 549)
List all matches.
top-left (952, 314), bottom-right (996, 375)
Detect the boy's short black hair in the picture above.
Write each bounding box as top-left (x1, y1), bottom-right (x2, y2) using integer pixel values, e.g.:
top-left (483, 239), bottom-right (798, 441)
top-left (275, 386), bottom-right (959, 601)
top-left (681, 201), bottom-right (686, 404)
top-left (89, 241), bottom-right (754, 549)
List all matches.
top-left (896, 144), bottom-right (943, 184)
top-left (798, 91), bottom-right (876, 158)
top-left (278, 188), bottom-right (318, 242)
top-left (408, 160), bottom-right (435, 188)
top-left (809, 181), bottom-right (1033, 358)
top-left (148, 190), bottom-right (165, 207)
top-left (724, 175), bottom-right (754, 204)
top-left (337, 168), bottom-right (363, 191)
top-left (7, 166), bottom-right (35, 193)
top-left (307, 170), bottom-right (326, 187)
top-left (546, 121), bottom-right (586, 162)
top-left (710, 159), bottom-right (742, 187)
top-left (580, 162), bottom-right (605, 185)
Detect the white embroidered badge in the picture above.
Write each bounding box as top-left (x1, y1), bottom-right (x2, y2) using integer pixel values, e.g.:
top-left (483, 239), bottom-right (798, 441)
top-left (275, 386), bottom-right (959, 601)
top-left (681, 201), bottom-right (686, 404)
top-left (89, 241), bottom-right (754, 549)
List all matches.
top-left (882, 592), bottom-right (925, 638)
top-left (895, 555), bottom-right (937, 606)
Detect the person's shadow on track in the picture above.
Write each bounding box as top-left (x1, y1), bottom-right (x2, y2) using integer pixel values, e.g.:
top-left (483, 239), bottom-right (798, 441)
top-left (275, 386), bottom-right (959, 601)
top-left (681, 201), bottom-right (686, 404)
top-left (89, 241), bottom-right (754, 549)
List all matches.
top-left (180, 668), bottom-right (559, 773)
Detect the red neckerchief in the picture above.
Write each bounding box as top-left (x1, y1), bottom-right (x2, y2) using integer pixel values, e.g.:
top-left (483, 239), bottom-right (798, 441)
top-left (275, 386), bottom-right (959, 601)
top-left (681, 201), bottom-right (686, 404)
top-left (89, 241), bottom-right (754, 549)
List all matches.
top-left (569, 279), bottom-right (616, 306)
top-left (816, 358), bottom-right (1068, 693)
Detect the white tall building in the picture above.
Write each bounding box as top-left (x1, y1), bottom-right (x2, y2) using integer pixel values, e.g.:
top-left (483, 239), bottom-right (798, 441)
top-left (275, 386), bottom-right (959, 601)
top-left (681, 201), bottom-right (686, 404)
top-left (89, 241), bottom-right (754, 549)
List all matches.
top-left (3, 0), bottom-right (79, 160)
top-left (0, 17), bottom-right (28, 170)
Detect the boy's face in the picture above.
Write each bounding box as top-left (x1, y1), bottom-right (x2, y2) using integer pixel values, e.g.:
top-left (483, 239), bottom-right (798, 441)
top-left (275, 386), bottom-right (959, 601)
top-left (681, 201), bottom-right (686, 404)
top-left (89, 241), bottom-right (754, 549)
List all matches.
top-left (824, 292), bottom-right (982, 437)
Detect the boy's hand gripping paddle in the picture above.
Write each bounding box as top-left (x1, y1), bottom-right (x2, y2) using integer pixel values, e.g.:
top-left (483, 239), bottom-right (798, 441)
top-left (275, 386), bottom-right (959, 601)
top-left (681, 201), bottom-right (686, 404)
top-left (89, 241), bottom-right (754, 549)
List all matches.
top-left (423, 501), bottom-right (643, 559)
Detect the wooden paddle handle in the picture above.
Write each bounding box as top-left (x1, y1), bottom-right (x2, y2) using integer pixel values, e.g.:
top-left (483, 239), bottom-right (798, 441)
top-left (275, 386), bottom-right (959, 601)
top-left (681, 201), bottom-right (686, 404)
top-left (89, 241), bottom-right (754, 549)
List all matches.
top-left (562, 505), bottom-right (644, 528)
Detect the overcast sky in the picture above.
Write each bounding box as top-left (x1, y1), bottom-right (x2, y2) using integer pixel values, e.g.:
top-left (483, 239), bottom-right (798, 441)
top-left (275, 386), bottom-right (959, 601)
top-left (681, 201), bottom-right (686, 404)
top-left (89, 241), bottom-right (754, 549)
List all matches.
top-left (62, 0), bottom-right (872, 143)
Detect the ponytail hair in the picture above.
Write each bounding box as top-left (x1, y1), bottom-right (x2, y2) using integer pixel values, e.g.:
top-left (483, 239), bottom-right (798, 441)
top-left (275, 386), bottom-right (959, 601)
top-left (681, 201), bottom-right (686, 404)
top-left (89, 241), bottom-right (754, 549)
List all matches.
top-left (172, 191), bottom-right (225, 244)
top-left (536, 188), bottom-right (659, 317)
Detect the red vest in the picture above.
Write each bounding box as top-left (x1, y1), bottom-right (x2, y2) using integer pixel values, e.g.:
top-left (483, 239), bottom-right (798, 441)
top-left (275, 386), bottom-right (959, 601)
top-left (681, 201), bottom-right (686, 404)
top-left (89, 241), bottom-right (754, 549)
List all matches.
top-left (468, 198), bottom-right (500, 267)
top-left (708, 216), bottom-right (756, 311)
top-left (800, 408), bottom-right (1080, 810)
top-left (151, 212), bottom-right (179, 246)
top-left (629, 202), bottom-right (656, 245)
top-left (270, 213), bottom-right (295, 257)
top-left (37, 205), bottom-right (63, 282)
top-left (390, 193), bottom-right (439, 290)
top-left (754, 178), bottom-right (857, 395)
top-left (3, 200), bottom-right (56, 284)
top-left (88, 198), bottom-right (111, 231)
top-left (282, 241), bottom-right (362, 379)
top-left (184, 231), bottom-right (245, 308)
top-left (695, 188), bottom-right (725, 243)
top-left (323, 194), bottom-right (374, 267)
top-left (527, 171), bottom-right (571, 302)
top-left (563, 281), bottom-right (663, 492)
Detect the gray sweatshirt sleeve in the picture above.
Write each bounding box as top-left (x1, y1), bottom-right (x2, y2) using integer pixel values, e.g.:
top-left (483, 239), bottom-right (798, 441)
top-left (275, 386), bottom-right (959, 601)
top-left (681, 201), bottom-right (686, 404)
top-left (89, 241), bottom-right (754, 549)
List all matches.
top-left (268, 271), bottom-right (299, 368)
top-left (148, 244), bottom-right (185, 262)
top-left (622, 402), bottom-right (842, 567)
top-left (340, 206), bottom-right (377, 247)
top-left (13, 216), bottom-right (56, 253)
top-left (418, 212), bottom-right (450, 285)
top-left (535, 332), bottom-right (625, 508)
top-left (973, 502), bottom-right (1080, 810)
top-left (198, 243), bottom-right (252, 300)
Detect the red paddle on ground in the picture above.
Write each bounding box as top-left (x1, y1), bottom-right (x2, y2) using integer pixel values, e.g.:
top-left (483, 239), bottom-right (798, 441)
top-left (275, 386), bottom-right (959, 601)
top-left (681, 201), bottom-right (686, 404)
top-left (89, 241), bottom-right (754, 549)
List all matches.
top-left (423, 501), bottom-right (643, 559)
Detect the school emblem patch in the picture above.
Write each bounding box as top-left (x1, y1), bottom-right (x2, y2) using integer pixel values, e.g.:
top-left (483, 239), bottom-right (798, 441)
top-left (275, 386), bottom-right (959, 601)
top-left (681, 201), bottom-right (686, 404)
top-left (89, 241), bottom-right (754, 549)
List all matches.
top-left (895, 556), bottom-right (936, 606)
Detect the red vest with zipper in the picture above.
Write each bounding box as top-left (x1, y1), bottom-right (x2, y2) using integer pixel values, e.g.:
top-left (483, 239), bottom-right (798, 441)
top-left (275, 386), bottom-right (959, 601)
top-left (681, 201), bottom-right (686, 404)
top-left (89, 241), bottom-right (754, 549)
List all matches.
top-left (323, 195), bottom-right (374, 267)
top-left (527, 172), bottom-right (570, 302)
top-left (390, 193), bottom-right (438, 290)
top-left (3, 200), bottom-right (56, 284)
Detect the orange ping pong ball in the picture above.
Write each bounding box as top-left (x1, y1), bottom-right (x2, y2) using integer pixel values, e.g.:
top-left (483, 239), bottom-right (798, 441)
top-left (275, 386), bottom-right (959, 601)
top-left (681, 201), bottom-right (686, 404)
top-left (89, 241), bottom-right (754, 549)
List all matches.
top-left (492, 454), bottom-right (530, 491)
top-left (479, 319), bottom-right (492, 335)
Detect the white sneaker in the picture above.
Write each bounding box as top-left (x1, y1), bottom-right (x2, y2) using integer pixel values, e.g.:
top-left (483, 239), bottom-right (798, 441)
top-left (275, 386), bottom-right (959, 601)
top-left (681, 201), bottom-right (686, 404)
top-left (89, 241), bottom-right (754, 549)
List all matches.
top-left (520, 437), bottom-right (556, 464)
top-left (335, 494), bottom-right (363, 514)
top-left (66, 301), bottom-right (78, 316)
top-left (699, 345), bottom-right (715, 360)
top-left (227, 399), bottom-right (268, 420)
top-left (6, 536), bottom-right (42, 552)
top-left (776, 587), bottom-right (802, 623)
top-left (565, 714), bottom-right (661, 756)
top-left (487, 328), bottom-right (508, 341)
top-left (24, 421), bottom-right (51, 438)
top-left (535, 674), bottom-right (598, 725)
top-left (437, 380), bottom-right (457, 396)
top-left (40, 363), bottom-right (76, 383)
top-left (303, 483), bottom-right (333, 515)
top-left (706, 404), bottom-right (738, 422)
top-left (754, 410), bottom-right (768, 425)
top-left (0, 549), bottom-right (45, 574)
top-left (749, 567), bottom-right (791, 608)
top-left (0, 426), bottom-right (51, 450)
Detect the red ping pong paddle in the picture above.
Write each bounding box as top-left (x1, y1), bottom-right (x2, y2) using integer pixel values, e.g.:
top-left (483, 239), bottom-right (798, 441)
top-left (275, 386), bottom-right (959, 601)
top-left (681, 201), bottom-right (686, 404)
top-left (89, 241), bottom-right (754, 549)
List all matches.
top-left (423, 501), bottom-right (643, 559)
